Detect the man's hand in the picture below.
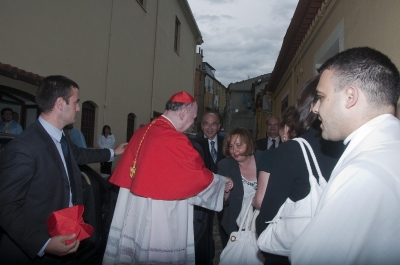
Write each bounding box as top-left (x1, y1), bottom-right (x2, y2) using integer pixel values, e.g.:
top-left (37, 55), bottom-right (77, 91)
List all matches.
top-left (114, 143), bottom-right (128, 156)
top-left (44, 234), bottom-right (80, 256)
top-left (225, 177), bottom-right (233, 193)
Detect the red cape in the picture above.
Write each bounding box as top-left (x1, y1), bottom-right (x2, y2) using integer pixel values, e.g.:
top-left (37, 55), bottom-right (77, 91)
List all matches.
top-left (110, 116), bottom-right (213, 200)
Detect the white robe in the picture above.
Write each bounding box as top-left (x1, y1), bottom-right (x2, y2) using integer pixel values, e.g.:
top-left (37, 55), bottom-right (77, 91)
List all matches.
top-left (103, 174), bottom-right (225, 265)
top-left (290, 115), bottom-right (400, 265)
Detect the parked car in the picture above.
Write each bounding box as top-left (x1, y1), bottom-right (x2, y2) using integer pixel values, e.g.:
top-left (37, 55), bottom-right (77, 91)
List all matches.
top-left (0, 132), bottom-right (119, 264)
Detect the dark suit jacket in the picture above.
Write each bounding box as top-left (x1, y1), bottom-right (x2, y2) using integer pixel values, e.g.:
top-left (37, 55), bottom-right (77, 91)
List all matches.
top-left (193, 136), bottom-right (225, 174)
top-left (217, 150), bottom-right (262, 236)
top-left (0, 120), bottom-right (111, 264)
top-left (191, 136), bottom-right (226, 265)
top-left (256, 137), bottom-right (282, 151)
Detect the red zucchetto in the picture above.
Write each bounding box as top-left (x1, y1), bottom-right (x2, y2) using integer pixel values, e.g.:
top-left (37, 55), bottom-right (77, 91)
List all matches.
top-left (169, 91), bottom-right (195, 103)
top-left (46, 205), bottom-right (94, 245)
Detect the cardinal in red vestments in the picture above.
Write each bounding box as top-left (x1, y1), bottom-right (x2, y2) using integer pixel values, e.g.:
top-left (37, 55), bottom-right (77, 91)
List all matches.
top-left (110, 91), bottom-right (217, 200)
top-left (104, 91), bottom-right (233, 265)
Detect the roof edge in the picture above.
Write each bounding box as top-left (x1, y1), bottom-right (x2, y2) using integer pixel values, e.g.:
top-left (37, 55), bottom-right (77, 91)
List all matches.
top-left (0, 63), bottom-right (44, 86)
top-left (179, 0), bottom-right (204, 45)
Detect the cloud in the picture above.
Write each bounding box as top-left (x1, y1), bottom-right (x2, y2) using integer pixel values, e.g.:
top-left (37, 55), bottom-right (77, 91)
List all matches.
top-left (188, 0), bottom-right (298, 86)
top-left (204, 0), bottom-right (238, 4)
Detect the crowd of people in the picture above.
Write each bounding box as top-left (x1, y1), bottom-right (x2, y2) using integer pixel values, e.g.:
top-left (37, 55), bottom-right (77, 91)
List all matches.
top-left (1, 46), bottom-right (400, 265)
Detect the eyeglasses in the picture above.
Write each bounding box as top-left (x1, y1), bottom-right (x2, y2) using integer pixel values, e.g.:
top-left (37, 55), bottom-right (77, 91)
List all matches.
top-left (202, 122), bottom-right (220, 128)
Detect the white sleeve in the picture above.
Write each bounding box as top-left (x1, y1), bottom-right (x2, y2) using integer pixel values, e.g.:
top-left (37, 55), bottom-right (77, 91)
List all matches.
top-left (188, 173), bottom-right (225, 211)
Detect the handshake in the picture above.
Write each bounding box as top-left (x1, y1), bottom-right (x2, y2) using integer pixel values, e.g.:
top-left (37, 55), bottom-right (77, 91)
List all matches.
top-left (224, 177), bottom-right (234, 193)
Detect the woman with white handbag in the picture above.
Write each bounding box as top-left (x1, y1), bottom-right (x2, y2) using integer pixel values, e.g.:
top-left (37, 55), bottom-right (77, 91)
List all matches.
top-left (217, 127), bottom-right (262, 248)
top-left (255, 75), bottom-right (345, 265)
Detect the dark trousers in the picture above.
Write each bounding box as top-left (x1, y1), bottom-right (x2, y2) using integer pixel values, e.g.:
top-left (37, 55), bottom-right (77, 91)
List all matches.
top-left (218, 209), bottom-right (229, 248)
top-left (194, 207), bottom-right (215, 265)
top-left (100, 161), bottom-right (112, 174)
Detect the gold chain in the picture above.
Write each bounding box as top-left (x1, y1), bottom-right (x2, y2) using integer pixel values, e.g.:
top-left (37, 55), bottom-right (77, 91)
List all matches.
top-left (130, 119), bottom-right (156, 178)
top-left (129, 117), bottom-right (174, 178)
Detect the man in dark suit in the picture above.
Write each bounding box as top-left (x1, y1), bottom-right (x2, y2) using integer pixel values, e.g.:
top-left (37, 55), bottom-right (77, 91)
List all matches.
top-left (256, 116), bottom-right (281, 151)
top-left (0, 75), bottom-right (126, 264)
top-left (192, 112), bottom-right (225, 264)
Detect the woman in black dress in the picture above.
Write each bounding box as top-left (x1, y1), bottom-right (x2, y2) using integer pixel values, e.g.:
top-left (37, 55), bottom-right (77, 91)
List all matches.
top-left (255, 75), bottom-right (345, 265)
top-left (253, 106), bottom-right (299, 210)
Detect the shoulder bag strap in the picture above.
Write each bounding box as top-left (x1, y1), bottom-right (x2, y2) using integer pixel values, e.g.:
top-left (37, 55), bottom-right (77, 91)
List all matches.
top-left (238, 192), bottom-right (255, 232)
top-left (293, 138), bottom-right (313, 181)
top-left (295, 138), bottom-right (326, 187)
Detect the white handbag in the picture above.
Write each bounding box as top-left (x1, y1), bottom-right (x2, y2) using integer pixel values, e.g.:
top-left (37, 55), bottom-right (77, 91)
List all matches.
top-left (220, 192), bottom-right (264, 265)
top-left (257, 137), bottom-right (326, 257)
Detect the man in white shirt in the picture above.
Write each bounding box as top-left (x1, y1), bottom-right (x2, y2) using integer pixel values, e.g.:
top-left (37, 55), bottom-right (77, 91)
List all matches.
top-left (256, 116), bottom-right (281, 151)
top-left (290, 47), bottom-right (400, 264)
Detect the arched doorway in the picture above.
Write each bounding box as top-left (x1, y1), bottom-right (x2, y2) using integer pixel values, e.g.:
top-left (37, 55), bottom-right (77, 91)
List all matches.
top-left (126, 113), bottom-right (136, 142)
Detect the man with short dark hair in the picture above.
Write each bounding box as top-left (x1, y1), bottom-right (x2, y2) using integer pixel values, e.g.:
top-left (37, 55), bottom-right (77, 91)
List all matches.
top-left (0, 108), bottom-right (23, 135)
top-left (256, 116), bottom-right (281, 151)
top-left (0, 75), bottom-right (126, 264)
top-left (290, 47), bottom-right (400, 264)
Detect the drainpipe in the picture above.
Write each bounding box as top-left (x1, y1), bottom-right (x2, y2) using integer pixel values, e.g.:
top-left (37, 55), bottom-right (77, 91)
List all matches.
top-left (150, 0), bottom-right (159, 120)
top-left (104, 0), bottom-right (114, 125)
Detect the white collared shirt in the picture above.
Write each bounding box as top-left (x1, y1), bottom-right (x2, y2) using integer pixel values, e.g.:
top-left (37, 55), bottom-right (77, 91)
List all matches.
top-left (204, 135), bottom-right (218, 153)
top-left (38, 116), bottom-right (74, 207)
top-left (268, 136), bottom-right (280, 148)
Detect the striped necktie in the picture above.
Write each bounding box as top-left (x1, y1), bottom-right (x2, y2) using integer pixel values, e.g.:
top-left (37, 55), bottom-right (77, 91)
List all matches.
top-left (210, 140), bottom-right (217, 163)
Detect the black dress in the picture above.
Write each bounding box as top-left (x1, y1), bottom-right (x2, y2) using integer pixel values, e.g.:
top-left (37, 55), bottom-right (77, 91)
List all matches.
top-left (256, 125), bottom-right (344, 264)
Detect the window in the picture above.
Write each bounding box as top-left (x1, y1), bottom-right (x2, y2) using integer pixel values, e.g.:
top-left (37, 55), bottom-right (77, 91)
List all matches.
top-left (174, 17), bottom-right (181, 53)
top-left (314, 19), bottom-right (344, 73)
top-left (281, 95), bottom-right (288, 114)
top-left (127, 113), bottom-right (136, 142)
top-left (81, 101), bottom-right (95, 148)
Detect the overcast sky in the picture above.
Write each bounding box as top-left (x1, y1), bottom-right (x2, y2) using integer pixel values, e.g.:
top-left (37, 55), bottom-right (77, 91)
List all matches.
top-left (187, 0), bottom-right (298, 87)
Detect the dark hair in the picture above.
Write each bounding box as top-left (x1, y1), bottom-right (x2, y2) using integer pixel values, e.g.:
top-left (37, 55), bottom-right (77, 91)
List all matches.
top-left (1, 108), bottom-right (13, 116)
top-left (102, 125), bottom-right (112, 135)
top-left (295, 75), bottom-right (320, 135)
top-left (318, 47), bottom-right (400, 108)
top-left (280, 106), bottom-right (299, 140)
top-left (222, 127), bottom-right (256, 158)
top-left (165, 100), bottom-right (192, 111)
top-left (36, 75), bottom-right (80, 114)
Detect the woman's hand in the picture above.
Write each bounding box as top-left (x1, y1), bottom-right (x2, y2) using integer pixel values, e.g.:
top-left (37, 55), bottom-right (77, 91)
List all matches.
top-left (225, 177), bottom-right (233, 193)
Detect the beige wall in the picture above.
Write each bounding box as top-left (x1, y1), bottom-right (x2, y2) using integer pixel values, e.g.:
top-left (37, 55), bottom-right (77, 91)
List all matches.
top-left (271, 0), bottom-right (400, 117)
top-left (0, 0), bottom-right (200, 170)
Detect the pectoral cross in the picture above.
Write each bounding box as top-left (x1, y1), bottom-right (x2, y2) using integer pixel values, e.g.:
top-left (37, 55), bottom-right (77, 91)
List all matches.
top-left (130, 162), bottom-right (136, 178)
